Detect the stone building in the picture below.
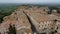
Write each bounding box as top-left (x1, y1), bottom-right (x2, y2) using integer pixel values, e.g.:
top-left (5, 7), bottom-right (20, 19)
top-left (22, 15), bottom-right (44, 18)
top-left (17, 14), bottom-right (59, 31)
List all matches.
top-left (0, 6), bottom-right (60, 34)
top-left (24, 7), bottom-right (60, 34)
top-left (0, 10), bottom-right (33, 34)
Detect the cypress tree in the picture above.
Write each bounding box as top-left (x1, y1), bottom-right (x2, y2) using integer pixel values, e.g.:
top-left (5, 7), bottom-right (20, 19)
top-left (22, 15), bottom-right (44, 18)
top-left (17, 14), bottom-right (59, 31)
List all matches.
top-left (8, 24), bottom-right (16, 34)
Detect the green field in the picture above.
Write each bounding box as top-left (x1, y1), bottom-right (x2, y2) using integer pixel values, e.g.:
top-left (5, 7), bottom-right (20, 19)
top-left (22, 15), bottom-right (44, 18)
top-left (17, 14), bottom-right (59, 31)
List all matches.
top-left (0, 4), bottom-right (19, 23)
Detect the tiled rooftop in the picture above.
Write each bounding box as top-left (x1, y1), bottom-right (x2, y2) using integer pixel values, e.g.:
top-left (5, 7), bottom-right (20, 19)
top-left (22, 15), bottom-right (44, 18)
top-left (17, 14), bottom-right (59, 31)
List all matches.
top-left (0, 10), bottom-right (32, 34)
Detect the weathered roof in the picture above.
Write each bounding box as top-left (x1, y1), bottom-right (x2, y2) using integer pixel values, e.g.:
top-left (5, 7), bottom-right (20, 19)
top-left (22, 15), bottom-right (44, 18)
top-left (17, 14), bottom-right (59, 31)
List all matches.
top-left (27, 12), bottom-right (60, 22)
top-left (0, 10), bottom-right (32, 33)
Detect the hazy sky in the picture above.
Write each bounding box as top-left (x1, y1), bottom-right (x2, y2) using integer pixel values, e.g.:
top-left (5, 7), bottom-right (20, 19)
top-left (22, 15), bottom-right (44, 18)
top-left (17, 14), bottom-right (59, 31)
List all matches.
top-left (0, 0), bottom-right (60, 4)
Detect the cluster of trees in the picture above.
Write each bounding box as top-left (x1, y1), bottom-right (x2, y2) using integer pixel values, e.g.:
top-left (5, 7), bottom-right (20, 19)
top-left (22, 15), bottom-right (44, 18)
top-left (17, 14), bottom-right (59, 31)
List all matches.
top-left (0, 24), bottom-right (17, 34)
top-left (8, 24), bottom-right (16, 34)
top-left (0, 5), bottom-right (18, 23)
top-left (47, 6), bottom-right (60, 14)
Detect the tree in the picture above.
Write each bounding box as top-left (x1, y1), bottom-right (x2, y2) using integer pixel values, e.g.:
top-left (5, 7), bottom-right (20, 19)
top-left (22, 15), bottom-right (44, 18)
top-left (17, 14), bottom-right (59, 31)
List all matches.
top-left (47, 10), bottom-right (52, 14)
top-left (57, 10), bottom-right (60, 14)
top-left (8, 24), bottom-right (16, 34)
top-left (12, 24), bottom-right (16, 34)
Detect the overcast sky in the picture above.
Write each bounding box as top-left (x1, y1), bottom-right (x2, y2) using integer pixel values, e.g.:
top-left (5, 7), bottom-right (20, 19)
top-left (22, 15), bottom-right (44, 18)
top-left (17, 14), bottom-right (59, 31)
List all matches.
top-left (0, 0), bottom-right (60, 4)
